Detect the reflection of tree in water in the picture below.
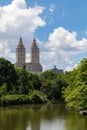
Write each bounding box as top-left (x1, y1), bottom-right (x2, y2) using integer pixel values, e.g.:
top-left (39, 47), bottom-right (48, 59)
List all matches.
top-left (0, 105), bottom-right (42, 130)
top-left (0, 104), bottom-right (66, 130)
top-left (64, 112), bottom-right (87, 130)
top-left (0, 104), bottom-right (87, 130)
top-left (0, 107), bottom-right (29, 130)
top-left (28, 106), bottom-right (40, 130)
top-left (28, 103), bottom-right (68, 130)
top-left (0, 104), bottom-right (67, 130)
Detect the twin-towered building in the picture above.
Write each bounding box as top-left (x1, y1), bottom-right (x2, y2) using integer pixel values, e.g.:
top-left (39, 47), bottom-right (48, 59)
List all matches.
top-left (15, 37), bottom-right (43, 73)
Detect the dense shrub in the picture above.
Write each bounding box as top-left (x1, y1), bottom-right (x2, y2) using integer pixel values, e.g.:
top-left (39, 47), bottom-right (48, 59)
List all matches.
top-left (0, 91), bottom-right (48, 106)
top-left (0, 94), bottom-right (31, 106)
top-left (29, 90), bottom-right (48, 104)
top-left (0, 83), bottom-right (7, 97)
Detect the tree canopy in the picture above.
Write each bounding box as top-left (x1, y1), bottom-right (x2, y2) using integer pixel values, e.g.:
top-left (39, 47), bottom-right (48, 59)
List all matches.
top-left (1, 57), bottom-right (87, 109)
top-left (0, 58), bottom-right (17, 91)
top-left (63, 58), bottom-right (87, 110)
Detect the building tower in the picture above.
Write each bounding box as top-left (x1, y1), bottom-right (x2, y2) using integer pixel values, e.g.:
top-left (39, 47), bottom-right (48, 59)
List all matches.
top-left (30, 38), bottom-right (39, 63)
top-left (26, 38), bottom-right (42, 73)
top-left (15, 37), bottom-right (25, 67)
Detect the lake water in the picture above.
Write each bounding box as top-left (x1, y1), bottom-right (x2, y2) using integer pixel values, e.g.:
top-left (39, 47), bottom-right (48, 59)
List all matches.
top-left (0, 103), bottom-right (87, 130)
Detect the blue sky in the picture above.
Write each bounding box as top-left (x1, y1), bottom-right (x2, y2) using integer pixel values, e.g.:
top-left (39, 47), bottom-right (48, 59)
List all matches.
top-left (0, 0), bottom-right (87, 71)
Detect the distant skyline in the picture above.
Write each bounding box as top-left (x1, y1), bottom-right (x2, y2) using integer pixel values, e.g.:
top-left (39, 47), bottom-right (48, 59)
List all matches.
top-left (0, 0), bottom-right (87, 71)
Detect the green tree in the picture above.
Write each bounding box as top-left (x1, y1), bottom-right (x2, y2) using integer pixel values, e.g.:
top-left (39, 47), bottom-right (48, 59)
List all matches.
top-left (31, 74), bottom-right (41, 90)
top-left (0, 83), bottom-right (7, 97)
top-left (64, 82), bottom-right (87, 110)
top-left (63, 58), bottom-right (87, 110)
top-left (29, 90), bottom-right (48, 104)
top-left (40, 80), bottom-right (53, 99)
top-left (16, 68), bottom-right (31, 94)
top-left (0, 58), bottom-right (17, 91)
top-left (52, 77), bottom-right (67, 100)
top-left (40, 70), bottom-right (57, 82)
top-left (77, 58), bottom-right (87, 83)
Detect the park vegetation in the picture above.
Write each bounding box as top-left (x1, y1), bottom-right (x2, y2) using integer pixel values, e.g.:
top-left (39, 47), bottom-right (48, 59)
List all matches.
top-left (0, 57), bottom-right (87, 111)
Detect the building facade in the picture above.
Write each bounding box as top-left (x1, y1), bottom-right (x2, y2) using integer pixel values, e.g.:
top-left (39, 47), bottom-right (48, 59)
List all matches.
top-left (15, 37), bottom-right (26, 68)
top-left (15, 37), bottom-right (43, 73)
top-left (51, 66), bottom-right (63, 73)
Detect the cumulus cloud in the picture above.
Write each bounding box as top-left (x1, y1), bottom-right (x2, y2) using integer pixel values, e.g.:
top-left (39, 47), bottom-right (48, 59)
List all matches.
top-left (0, 0), bottom-right (87, 71)
top-left (0, 0), bottom-right (45, 33)
top-left (40, 27), bottom-right (87, 70)
top-left (0, 0), bottom-right (45, 61)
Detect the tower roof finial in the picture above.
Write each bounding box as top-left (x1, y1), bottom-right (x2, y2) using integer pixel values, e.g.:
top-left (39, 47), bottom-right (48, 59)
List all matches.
top-left (19, 36), bottom-right (22, 42)
top-left (31, 37), bottom-right (38, 48)
top-left (17, 36), bottom-right (25, 48)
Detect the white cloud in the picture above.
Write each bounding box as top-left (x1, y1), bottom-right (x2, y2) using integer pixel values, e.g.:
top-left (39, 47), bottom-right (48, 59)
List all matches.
top-left (0, 0), bottom-right (87, 71)
top-left (0, 0), bottom-right (45, 61)
top-left (0, 0), bottom-right (45, 35)
top-left (40, 27), bottom-right (87, 70)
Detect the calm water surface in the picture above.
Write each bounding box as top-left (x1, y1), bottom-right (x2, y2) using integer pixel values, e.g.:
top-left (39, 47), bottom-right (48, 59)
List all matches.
top-left (0, 103), bottom-right (87, 130)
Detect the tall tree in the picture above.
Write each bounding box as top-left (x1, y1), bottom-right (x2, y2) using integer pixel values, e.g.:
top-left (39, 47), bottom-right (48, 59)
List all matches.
top-left (0, 58), bottom-right (17, 91)
top-left (63, 58), bottom-right (87, 110)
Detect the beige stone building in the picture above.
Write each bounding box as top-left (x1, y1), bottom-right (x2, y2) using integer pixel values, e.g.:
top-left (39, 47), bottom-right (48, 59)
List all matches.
top-left (15, 37), bottom-right (43, 73)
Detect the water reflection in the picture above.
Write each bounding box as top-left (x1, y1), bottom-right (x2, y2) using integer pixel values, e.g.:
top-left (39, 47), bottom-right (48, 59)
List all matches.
top-left (0, 104), bottom-right (87, 130)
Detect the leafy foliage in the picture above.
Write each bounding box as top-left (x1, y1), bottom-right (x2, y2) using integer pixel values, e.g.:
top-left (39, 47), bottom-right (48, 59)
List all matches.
top-left (63, 58), bottom-right (87, 110)
top-left (0, 58), bottom-right (67, 106)
top-left (29, 90), bottom-right (48, 104)
top-left (1, 57), bottom-right (87, 109)
top-left (0, 58), bottom-right (17, 91)
top-left (0, 94), bottom-right (31, 106)
top-left (40, 71), bottom-right (67, 101)
top-left (0, 83), bottom-right (7, 97)
top-left (0, 91), bottom-right (48, 106)
top-left (15, 68), bottom-right (31, 94)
